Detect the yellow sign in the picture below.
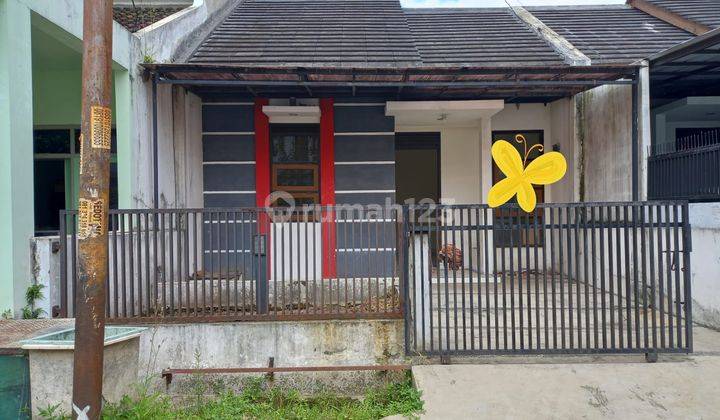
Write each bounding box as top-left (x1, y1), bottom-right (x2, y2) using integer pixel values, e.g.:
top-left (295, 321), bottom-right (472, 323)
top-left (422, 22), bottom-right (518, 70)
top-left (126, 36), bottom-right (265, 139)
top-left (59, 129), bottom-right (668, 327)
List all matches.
top-left (77, 198), bottom-right (106, 239)
top-left (488, 134), bottom-right (567, 213)
top-left (90, 106), bottom-right (112, 149)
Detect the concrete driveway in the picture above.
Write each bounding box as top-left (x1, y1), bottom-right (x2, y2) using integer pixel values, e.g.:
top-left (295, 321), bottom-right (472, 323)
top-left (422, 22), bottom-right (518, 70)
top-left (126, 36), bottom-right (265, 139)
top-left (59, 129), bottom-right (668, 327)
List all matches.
top-left (413, 326), bottom-right (720, 419)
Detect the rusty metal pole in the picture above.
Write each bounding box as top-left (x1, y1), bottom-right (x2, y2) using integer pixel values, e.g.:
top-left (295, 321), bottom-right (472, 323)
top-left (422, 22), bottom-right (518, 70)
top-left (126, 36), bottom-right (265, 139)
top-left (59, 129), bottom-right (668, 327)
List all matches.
top-left (72, 0), bottom-right (113, 418)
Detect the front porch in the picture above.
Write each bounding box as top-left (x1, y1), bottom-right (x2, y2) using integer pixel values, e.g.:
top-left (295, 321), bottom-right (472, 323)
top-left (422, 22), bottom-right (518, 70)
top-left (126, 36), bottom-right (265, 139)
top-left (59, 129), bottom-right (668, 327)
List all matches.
top-left (57, 201), bottom-right (692, 358)
top-left (54, 62), bottom-right (682, 356)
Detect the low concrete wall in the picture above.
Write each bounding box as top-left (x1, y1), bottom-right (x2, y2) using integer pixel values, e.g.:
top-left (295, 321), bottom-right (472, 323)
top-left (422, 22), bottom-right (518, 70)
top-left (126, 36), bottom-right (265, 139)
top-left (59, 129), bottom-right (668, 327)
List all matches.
top-left (689, 203), bottom-right (720, 330)
top-left (138, 319), bottom-right (405, 394)
top-left (27, 337), bottom-right (140, 418)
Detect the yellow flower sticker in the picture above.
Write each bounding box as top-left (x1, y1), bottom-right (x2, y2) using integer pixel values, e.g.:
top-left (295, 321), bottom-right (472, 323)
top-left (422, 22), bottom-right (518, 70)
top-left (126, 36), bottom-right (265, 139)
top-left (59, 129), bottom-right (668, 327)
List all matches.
top-left (488, 134), bottom-right (567, 213)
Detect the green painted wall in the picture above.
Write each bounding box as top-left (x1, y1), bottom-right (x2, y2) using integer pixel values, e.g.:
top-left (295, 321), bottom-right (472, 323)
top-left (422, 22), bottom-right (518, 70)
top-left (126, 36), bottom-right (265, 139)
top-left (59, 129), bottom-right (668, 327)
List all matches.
top-left (114, 70), bottom-right (133, 209)
top-left (32, 70), bottom-right (82, 125)
top-left (32, 69), bottom-right (119, 125)
top-left (0, 0), bottom-right (35, 315)
top-left (0, 0), bottom-right (133, 314)
top-left (32, 69), bottom-right (127, 210)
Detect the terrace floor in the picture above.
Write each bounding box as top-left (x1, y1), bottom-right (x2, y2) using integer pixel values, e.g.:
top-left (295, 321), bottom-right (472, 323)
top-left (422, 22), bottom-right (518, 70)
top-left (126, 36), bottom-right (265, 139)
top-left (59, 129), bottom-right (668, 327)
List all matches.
top-left (411, 274), bottom-right (689, 354)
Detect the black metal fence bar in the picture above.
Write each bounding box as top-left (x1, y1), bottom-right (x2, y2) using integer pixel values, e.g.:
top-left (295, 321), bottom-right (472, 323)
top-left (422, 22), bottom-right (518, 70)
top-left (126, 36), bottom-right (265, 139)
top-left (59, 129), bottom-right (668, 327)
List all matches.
top-left (404, 202), bottom-right (692, 356)
top-left (651, 128), bottom-right (720, 156)
top-left (648, 144), bottom-right (720, 201)
top-left (59, 206), bottom-right (402, 322)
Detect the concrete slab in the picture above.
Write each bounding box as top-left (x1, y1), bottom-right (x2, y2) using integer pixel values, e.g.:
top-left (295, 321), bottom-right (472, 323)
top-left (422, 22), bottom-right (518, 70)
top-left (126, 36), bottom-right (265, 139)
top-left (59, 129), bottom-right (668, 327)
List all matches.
top-left (413, 327), bottom-right (720, 419)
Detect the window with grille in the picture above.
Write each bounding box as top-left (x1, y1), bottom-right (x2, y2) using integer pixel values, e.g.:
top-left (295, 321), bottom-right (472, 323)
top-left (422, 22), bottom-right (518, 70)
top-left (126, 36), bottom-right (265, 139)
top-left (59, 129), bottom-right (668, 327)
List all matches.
top-left (270, 124), bottom-right (320, 207)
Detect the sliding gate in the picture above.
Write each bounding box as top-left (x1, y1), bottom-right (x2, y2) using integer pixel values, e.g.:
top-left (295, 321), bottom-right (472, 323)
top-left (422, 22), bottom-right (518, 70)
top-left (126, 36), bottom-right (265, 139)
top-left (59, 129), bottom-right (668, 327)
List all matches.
top-left (402, 202), bottom-right (693, 356)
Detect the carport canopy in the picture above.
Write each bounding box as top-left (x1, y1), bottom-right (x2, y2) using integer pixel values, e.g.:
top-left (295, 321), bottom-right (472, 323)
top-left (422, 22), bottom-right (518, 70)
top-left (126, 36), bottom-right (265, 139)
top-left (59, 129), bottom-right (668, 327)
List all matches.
top-left (144, 63), bottom-right (640, 104)
top-left (650, 27), bottom-right (720, 102)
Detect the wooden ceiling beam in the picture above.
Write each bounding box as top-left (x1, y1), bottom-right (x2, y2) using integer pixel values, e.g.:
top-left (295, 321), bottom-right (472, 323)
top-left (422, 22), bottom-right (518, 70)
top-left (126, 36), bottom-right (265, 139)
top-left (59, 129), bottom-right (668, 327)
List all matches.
top-left (627, 0), bottom-right (712, 36)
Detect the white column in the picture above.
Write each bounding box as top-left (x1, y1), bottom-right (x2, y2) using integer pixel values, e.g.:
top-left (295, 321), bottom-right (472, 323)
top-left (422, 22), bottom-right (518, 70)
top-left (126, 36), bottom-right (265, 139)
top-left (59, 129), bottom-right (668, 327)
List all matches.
top-left (638, 62), bottom-right (652, 201)
top-left (410, 233), bottom-right (432, 350)
top-left (480, 117), bottom-right (495, 275)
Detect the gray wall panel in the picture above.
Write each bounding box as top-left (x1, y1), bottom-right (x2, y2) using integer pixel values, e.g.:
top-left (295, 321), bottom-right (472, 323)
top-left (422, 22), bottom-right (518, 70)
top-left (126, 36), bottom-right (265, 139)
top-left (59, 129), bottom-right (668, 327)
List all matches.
top-left (202, 104), bottom-right (254, 133)
top-left (335, 164), bottom-right (395, 191)
top-left (334, 105), bottom-right (394, 133)
top-left (203, 253), bottom-right (255, 277)
top-left (335, 193), bottom-right (395, 206)
top-left (337, 251), bottom-right (395, 278)
top-left (203, 193), bottom-right (256, 208)
top-left (334, 135), bottom-right (395, 161)
top-left (336, 222), bottom-right (396, 249)
top-left (203, 135), bottom-right (255, 162)
top-left (203, 165), bottom-right (255, 191)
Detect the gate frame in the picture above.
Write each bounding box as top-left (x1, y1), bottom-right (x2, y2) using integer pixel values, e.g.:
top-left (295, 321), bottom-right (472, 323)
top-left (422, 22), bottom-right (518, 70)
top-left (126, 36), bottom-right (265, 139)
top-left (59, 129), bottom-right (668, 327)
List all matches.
top-left (401, 201), bottom-right (694, 358)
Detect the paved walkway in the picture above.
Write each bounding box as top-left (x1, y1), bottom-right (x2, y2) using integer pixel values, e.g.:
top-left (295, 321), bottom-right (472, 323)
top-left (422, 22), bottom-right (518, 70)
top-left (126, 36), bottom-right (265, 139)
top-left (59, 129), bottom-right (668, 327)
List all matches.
top-left (413, 326), bottom-right (720, 419)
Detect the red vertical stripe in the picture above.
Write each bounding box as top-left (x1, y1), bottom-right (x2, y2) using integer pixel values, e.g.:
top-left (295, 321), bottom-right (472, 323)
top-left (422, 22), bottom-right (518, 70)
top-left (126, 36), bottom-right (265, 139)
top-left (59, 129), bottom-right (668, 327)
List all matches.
top-left (254, 98), bottom-right (271, 210)
top-left (254, 99), bottom-right (271, 277)
top-left (320, 98), bottom-right (337, 279)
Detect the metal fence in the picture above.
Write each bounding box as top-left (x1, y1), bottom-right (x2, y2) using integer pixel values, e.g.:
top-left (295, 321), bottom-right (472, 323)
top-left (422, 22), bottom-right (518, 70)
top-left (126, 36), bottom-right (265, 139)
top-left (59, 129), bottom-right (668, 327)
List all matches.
top-left (402, 202), bottom-right (692, 356)
top-left (651, 128), bottom-right (720, 156)
top-left (59, 206), bottom-right (402, 323)
top-left (648, 144), bottom-right (720, 201)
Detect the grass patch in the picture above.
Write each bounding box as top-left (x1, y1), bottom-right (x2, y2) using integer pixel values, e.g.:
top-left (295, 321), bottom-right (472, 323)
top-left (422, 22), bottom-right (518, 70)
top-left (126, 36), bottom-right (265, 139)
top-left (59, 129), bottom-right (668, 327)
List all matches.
top-left (95, 375), bottom-right (422, 420)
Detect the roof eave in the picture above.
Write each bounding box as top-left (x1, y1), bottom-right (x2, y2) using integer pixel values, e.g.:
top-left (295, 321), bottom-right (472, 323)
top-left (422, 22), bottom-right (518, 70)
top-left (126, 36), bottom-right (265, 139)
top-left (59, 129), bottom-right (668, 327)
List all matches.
top-left (649, 27), bottom-right (720, 66)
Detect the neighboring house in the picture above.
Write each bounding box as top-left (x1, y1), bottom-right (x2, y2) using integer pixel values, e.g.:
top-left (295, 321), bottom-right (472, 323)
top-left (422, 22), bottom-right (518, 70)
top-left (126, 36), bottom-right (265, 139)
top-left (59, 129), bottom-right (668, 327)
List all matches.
top-left (2, 0), bottom-right (719, 337)
top-left (0, 0), bottom-right (238, 317)
top-left (113, 0), bottom-right (193, 33)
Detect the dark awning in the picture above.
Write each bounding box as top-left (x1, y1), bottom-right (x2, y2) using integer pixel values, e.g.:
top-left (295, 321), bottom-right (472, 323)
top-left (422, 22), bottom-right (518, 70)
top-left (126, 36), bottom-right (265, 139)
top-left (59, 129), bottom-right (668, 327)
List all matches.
top-left (144, 63), bottom-right (639, 103)
top-left (650, 27), bottom-right (720, 100)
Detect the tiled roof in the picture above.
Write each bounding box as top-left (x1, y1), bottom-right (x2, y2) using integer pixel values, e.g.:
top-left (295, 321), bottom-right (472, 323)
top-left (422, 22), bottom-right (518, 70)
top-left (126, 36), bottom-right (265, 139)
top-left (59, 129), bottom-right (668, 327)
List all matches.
top-left (113, 6), bottom-right (184, 32)
top-left (529, 5), bottom-right (694, 63)
top-left (186, 2), bottom-right (697, 67)
top-left (646, 0), bottom-right (720, 29)
top-left (405, 8), bottom-right (565, 67)
top-left (188, 0), bottom-right (422, 67)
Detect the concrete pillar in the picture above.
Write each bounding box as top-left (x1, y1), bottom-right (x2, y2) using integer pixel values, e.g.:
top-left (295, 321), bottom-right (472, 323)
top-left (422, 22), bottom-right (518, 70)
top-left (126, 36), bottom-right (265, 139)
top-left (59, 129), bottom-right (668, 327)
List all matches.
top-left (0, 0), bottom-right (34, 315)
top-left (638, 62), bottom-right (651, 201)
top-left (480, 117), bottom-right (495, 275)
top-left (410, 233), bottom-right (432, 350)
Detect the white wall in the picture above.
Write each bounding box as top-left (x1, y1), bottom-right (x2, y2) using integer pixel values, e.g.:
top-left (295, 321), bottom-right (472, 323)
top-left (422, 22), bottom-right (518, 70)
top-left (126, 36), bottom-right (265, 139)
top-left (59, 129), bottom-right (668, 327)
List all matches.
top-left (130, 0), bottom-right (239, 209)
top-left (578, 84), bottom-right (633, 202)
top-left (396, 102), bottom-right (574, 206)
top-left (549, 98), bottom-right (578, 203)
top-left (491, 102), bottom-right (578, 205)
top-left (440, 127), bottom-right (482, 204)
top-left (395, 125), bottom-right (482, 205)
top-left (689, 203), bottom-right (720, 329)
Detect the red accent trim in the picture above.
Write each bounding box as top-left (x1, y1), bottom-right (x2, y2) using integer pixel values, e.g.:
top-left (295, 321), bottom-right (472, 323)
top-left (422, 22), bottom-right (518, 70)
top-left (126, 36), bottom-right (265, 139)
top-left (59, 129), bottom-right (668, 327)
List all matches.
top-left (254, 99), bottom-right (272, 276)
top-left (320, 98), bottom-right (337, 279)
top-left (254, 98), bottom-right (271, 210)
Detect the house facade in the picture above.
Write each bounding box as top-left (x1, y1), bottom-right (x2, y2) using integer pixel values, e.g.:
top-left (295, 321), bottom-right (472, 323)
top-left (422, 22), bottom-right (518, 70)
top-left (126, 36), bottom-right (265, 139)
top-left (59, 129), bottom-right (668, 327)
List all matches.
top-left (3, 0), bottom-right (719, 334)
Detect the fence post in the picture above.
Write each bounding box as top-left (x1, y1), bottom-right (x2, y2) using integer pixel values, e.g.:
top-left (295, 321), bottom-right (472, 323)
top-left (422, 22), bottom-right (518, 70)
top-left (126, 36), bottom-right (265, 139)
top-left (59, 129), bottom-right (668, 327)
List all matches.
top-left (682, 202), bottom-right (693, 352)
top-left (255, 233), bottom-right (269, 315)
top-left (59, 211), bottom-right (68, 318)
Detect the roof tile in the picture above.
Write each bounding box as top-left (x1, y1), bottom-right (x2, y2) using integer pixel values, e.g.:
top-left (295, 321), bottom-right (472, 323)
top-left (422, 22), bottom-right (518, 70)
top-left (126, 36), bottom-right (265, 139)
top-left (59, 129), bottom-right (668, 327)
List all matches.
top-left (405, 8), bottom-right (565, 66)
top-left (529, 5), bottom-right (694, 63)
top-left (113, 6), bottom-right (184, 32)
top-left (189, 0), bottom-right (422, 67)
